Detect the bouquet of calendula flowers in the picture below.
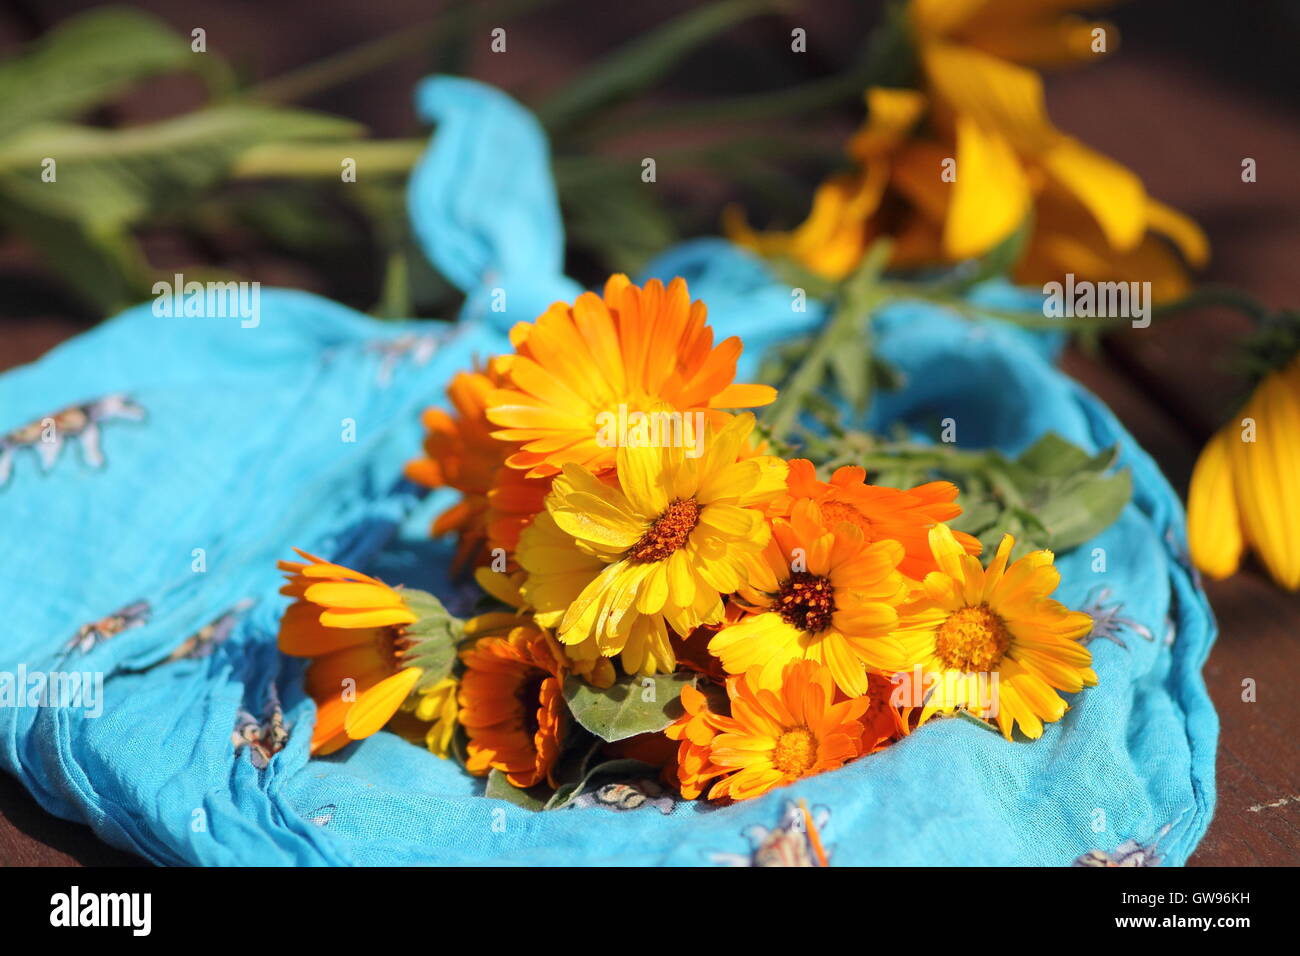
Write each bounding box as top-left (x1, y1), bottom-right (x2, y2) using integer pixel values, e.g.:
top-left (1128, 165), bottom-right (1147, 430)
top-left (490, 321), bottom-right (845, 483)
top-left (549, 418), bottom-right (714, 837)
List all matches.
top-left (275, 274), bottom-right (1115, 807)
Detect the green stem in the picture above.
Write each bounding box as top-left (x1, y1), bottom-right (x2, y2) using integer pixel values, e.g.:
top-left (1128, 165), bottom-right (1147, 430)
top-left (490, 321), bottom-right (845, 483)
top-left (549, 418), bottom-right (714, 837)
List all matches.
top-left (762, 241), bottom-right (891, 441)
top-left (230, 139), bottom-right (426, 178)
top-left (1152, 283), bottom-right (1271, 322)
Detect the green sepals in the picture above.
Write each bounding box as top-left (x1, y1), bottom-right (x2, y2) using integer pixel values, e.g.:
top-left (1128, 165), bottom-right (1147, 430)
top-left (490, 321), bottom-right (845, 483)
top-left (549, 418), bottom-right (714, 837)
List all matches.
top-left (1237, 308), bottom-right (1300, 387)
top-left (397, 588), bottom-right (463, 693)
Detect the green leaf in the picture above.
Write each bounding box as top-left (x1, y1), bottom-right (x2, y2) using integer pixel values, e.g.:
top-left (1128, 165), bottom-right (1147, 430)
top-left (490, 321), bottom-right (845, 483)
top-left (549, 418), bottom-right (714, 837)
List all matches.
top-left (0, 106), bottom-right (362, 231)
top-left (1016, 432), bottom-right (1114, 479)
top-left (0, 8), bottom-right (218, 139)
top-left (0, 198), bottom-right (147, 313)
top-left (1031, 470), bottom-right (1132, 554)
top-left (484, 769), bottom-right (551, 810)
top-left (562, 672), bottom-right (693, 742)
top-left (538, 0), bottom-right (783, 131)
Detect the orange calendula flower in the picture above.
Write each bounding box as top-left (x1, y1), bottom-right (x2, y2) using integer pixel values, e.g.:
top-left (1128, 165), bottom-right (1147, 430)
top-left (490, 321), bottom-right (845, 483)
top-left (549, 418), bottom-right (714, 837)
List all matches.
top-left (459, 618), bottom-right (567, 788)
top-left (405, 362), bottom-right (549, 572)
top-left (708, 660), bottom-right (868, 802)
top-left (781, 458), bottom-right (981, 579)
top-left (486, 274), bottom-right (776, 479)
top-left (885, 524), bottom-right (1097, 740)
top-left (709, 498), bottom-right (910, 697)
top-left (277, 549), bottom-right (422, 755)
top-left (664, 683), bottom-right (728, 799)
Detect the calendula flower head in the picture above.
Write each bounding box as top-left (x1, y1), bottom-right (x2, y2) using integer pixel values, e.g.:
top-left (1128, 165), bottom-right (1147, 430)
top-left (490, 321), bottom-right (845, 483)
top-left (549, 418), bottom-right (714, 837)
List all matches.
top-left (458, 617), bottom-right (567, 788)
top-left (709, 497), bottom-right (910, 697)
top-left (277, 549), bottom-right (423, 755)
top-left (517, 412), bottom-right (787, 678)
top-left (886, 524), bottom-right (1097, 740)
top-left (486, 274), bottom-right (776, 479)
top-left (664, 683), bottom-right (728, 800)
top-left (727, 2), bottom-right (1208, 302)
top-left (780, 458), bottom-right (981, 579)
top-left (1188, 355), bottom-right (1300, 590)
top-left (707, 660), bottom-right (869, 802)
top-left (406, 362), bottom-right (549, 572)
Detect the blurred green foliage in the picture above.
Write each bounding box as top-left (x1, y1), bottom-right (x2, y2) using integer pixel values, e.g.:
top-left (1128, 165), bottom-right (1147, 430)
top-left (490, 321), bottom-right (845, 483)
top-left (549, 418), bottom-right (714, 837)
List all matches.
top-left (0, 0), bottom-right (862, 319)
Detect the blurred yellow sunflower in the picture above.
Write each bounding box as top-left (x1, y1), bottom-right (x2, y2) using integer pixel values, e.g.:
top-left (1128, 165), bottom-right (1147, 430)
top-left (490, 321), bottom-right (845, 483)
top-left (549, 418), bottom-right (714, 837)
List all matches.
top-left (486, 274), bottom-right (776, 478)
top-left (727, 0), bottom-right (1208, 302)
top-left (277, 549), bottom-right (422, 755)
top-left (516, 412), bottom-right (786, 677)
top-left (885, 524), bottom-right (1097, 740)
top-left (709, 498), bottom-right (909, 697)
top-left (1188, 355), bottom-right (1300, 590)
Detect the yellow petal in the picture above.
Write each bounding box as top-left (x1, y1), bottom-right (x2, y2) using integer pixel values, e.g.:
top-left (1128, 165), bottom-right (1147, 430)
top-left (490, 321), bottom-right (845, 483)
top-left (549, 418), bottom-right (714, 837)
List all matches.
top-left (922, 42), bottom-right (1057, 154)
top-left (849, 87), bottom-right (928, 159)
top-left (909, 0), bottom-right (988, 37)
top-left (1145, 196), bottom-right (1210, 268)
top-left (944, 114), bottom-right (1032, 259)
top-left (343, 666), bottom-right (423, 740)
top-left (318, 606), bottom-right (418, 629)
top-left (304, 581), bottom-right (405, 610)
top-left (1039, 138), bottom-right (1147, 252)
top-left (1187, 428), bottom-right (1244, 581)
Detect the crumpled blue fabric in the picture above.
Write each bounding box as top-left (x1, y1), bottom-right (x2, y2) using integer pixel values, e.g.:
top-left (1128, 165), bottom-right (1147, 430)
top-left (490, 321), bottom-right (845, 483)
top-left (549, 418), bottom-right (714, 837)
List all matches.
top-left (0, 76), bottom-right (1216, 865)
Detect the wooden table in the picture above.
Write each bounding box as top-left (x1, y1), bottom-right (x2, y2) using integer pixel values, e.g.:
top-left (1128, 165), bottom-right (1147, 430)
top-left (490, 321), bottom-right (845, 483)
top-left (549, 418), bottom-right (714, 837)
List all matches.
top-left (0, 0), bottom-right (1297, 867)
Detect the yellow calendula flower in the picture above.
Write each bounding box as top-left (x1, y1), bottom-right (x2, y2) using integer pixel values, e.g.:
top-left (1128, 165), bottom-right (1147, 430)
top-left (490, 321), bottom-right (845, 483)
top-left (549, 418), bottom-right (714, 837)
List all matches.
top-left (884, 524), bottom-right (1097, 741)
top-left (516, 412), bottom-right (786, 677)
top-left (727, 0), bottom-right (1208, 303)
top-left (1188, 356), bottom-right (1300, 590)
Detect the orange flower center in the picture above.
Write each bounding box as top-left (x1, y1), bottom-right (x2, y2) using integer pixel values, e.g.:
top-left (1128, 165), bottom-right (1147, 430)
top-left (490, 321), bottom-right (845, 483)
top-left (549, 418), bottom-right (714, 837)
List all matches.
top-left (820, 500), bottom-right (875, 538)
top-left (772, 727), bottom-right (817, 776)
top-left (629, 498), bottom-right (700, 563)
top-left (776, 572), bottom-right (837, 633)
top-left (935, 604), bottom-right (1012, 672)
